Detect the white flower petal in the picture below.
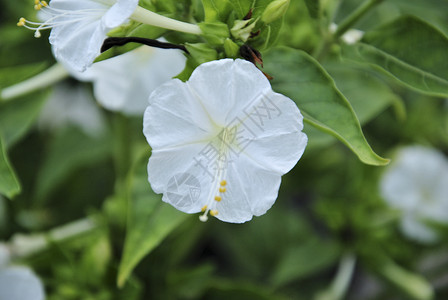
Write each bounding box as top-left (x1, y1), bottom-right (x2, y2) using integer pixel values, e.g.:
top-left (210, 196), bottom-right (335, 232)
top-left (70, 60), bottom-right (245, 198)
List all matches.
top-left (187, 59), bottom-right (271, 126)
top-left (48, 0), bottom-right (138, 72)
top-left (144, 80), bottom-right (215, 149)
top-left (148, 144), bottom-right (205, 195)
top-left (89, 46), bottom-right (185, 114)
top-left (240, 90), bottom-right (307, 174)
top-left (102, 0), bottom-right (138, 28)
top-left (38, 82), bottom-right (106, 136)
top-left (0, 266), bottom-right (45, 300)
top-left (400, 214), bottom-right (438, 244)
top-left (51, 20), bottom-right (105, 72)
top-left (214, 154), bottom-right (282, 223)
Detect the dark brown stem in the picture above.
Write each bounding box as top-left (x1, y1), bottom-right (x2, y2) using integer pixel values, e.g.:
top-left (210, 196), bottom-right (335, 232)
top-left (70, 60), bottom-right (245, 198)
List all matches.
top-left (101, 37), bottom-right (189, 54)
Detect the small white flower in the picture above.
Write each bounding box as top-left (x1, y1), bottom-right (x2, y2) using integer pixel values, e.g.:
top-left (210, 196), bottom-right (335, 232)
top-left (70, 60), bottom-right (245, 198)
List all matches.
top-left (0, 244), bottom-right (45, 300)
top-left (0, 266), bottom-right (46, 300)
top-left (329, 23), bottom-right (364, 45)
top-left (75, 45), bottom-right (186, 115)
top-left (38, 81), bottom-right (106, 136)
top-left (19, 0), bottom-right (139, 72)
top-left (380, 146), bottom-right (448, 243)
top-left (143, 59), bottom-right (308, 223)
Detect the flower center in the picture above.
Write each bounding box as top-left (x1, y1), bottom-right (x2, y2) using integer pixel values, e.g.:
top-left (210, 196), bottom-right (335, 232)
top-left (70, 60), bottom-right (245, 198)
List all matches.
top-left (199, 127), bottom-right (237, 222)
top-left (17, 0), bottom-right (108, 38)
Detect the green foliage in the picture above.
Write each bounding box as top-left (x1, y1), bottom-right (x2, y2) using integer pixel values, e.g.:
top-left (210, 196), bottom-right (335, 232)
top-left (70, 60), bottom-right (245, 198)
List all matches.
top-left (35, 127), bottom-right (113, 203)
top-left (0, 137), bottom-right (20, 199)
top-left (117, 152), bottom-right (189, 287)
top-left (199, 21), bottom-right (230, 45)
top-left (201, 0), bottom-right (233, 22)
top-left (271, 239), bottom-right (341, 287)
top-left (343, 16), bottom-right (448, 97)
top-left (0, 63), bottom-right (50, 148)
top-left (304, 0), bottom-right (320, 19)
top-left (264, 47), bottom-right (389, 166)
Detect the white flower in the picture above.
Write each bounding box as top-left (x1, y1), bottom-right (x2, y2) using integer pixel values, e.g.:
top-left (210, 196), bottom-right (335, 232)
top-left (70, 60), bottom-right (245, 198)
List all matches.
top-left (0, 266), bottom-right (46, 300)
top-left (0, 244), bottom-right (45, 300)
top-left (329, 23), bottom-right (364, 45)
top-left (74, 45), bottom-right (186, 115)
top-left (380, 146), bottom-right (448, 243)
top-left (19, 0), bottom-right (139, 72)
top-left (17, 0), bottom-right (201, 73)
top-left (38, 81), bottom-right (106, 136)
top-left (143, 59), bottom-right (308, 223)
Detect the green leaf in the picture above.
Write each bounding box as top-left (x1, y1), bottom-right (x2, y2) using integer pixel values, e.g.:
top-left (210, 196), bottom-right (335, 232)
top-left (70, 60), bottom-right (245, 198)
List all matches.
top-left (250, 18), bottom-right (284, 51)
top-left (343, 16), bottom-right (448, 97)
top-left (0, 62), bottom-right (48, 89)
top-left (95, 22), bottom-right (166, 63)
top-left (117, 152), bottom-right (189, 287)
top-left (304, 0), bottom-right (319, 19)
top-left (0, 62), bottom-right (50, 148)
top-left (201, 0), bottom-right (233, 22)
top-left (305, 63), bottom-right (402, 150)
top-left (35, 127), bottom-right (113, 203)
top-left (0, 136), bottom-right (20, 199)
top-left (0, 93), bottom-right (48, 149)
top-left (229, 0), bottom-right (253, 19)
top-left (198, 21), bottom-right (230, 45)
top-left (264, 47), bottom-right (389, 166)
top-left (326, 63), bottom-right (401, 124)
top-left (270, 239), bottom-right (340, 287)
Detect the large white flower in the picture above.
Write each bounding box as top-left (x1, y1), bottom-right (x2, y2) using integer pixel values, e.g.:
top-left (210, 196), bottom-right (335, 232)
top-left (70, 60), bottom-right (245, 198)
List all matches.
top-left (380, 146), bottom-right (448, 243)
top-left (143, 59), bottom-right (308, 223)
top-left (76, 45), bottom-right (186, 115)
top-left (19, 0), bottom-right (139, 72)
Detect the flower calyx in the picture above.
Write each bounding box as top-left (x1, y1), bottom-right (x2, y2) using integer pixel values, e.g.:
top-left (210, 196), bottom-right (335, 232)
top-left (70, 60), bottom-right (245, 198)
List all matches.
top-left (240, 44), bottom-right (273, 80)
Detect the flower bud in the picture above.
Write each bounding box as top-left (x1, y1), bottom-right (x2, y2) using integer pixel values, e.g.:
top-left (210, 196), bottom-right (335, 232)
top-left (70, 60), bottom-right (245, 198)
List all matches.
top-left (261, 0), bottom-right (290, 24)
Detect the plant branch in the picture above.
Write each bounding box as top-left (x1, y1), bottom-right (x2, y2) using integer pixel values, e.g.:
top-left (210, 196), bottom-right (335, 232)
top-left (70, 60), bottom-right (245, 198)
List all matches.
top-left (131, 6), bottom-right (202, 35)
top-left (1, 64), bottom-right (69, 101)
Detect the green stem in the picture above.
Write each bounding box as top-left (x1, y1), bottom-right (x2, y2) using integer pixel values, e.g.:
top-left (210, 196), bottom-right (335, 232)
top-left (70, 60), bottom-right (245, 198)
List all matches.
top-left (313, 0), bottom-right (383, 61)
top-left (112, 114), bottom-right (132, 187)
top-left (334, 0), bottom-right (383, 39)
top-left (131, 6), bottom-right (202, 35)
top-left (379, 257), bottom-right (434, 300)
top-left (1, 63), bottom-right (69, 101)
top-left (6, 218), bottom-right (97, 259)
top-left (316, 253), bottom-right (356, 300)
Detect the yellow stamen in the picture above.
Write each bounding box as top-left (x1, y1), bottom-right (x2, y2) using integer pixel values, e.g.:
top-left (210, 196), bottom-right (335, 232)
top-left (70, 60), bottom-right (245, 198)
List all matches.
top-left (214, 196), bottom-right (222, 202)
top-left (34, 3), bottom-right (42, 10)
top-left (220, 180), bottom-right (227, 186)
top-left (41, 1), bottom-right (48, 6)
top-left (17, 17), bottom-right (26, 27)
top-left (219, 187), bottom-right (226, 193)
top-left (34, 0), bottom-right (39, 4)
top-left (210, 210), bottom-right (219, 217)
top-left (201, 205), bottom-right (208, 212)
